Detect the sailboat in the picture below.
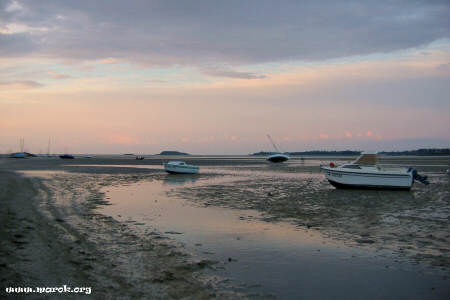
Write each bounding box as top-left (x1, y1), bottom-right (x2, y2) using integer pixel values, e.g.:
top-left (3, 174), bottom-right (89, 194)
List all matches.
top-left (46, 137), bottom-right (52, 157)
top-left (60, 146), bottom-right (74, 159)
top-left (10, 138), bottom-right (27, 158)
top-left (266, 134), bottom-right (290, 163)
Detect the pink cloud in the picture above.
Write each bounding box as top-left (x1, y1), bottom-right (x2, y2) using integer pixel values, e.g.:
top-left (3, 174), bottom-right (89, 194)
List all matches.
top-left (0, 80), bottom-right (43, 89)
top-left (48, 72), bottom-right (72, 79)
top-left (146, 79), bottom-right (167, 84)
top-left (94, 58), bottom-right (120, 65)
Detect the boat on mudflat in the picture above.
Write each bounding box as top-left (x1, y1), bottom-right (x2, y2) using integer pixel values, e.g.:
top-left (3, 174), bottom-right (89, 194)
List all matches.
top-left (164, 161), bottom-right (199, 174)
top-left (59, 154), bottom-right (75, 159)
top-left (320, 152), bottom-right (429, 190)
top-left (266, 134), bottom-right (290, 163)
top-left (267, 153), bottom-right (290, 163)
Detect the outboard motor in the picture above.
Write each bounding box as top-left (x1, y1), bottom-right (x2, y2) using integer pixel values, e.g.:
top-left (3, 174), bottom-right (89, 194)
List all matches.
top-left (409, 168), bottom-right (430, 185)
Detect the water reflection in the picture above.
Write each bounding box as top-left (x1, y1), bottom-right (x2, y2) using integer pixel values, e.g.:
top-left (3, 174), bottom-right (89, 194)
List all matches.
top-left (162, 174), bottom-right (200, 186)
top-left (99, 178), bottom-right (448, 299)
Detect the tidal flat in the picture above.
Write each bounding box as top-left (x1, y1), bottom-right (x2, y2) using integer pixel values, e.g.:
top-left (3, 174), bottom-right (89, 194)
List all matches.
top-left (1, 155), bottom-right (449, 299)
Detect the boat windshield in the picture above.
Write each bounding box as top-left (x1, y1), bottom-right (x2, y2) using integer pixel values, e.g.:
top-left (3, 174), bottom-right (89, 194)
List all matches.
top-left (168, 161), bottom-right (185, 165)
top-left (342, 164), bottom-right (361, 169)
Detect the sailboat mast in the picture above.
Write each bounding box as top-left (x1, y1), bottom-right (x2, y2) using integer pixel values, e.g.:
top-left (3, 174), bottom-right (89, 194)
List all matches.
top-left (47, 138), bottom-right (51, 156)
top-left (267, 134), bottom-right (281, 153)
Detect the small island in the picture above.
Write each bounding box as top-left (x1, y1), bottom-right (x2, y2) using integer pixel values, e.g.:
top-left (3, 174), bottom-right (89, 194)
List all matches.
top-left (250, 150), bottom-right (360, 156)
top-left (159, 151), bottom-right (190, 155)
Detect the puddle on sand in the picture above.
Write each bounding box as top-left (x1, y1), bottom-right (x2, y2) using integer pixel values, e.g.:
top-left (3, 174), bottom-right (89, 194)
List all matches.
top-left (99, 176), bottom-right (449, 299)
top-left (18, 170), bottom-right (70, 179)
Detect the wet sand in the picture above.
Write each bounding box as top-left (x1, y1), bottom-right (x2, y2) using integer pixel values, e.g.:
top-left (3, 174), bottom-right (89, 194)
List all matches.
top-left (0, 155), bottom-right (449, 299)
top-left (0, 158), bottom-right (226, 299)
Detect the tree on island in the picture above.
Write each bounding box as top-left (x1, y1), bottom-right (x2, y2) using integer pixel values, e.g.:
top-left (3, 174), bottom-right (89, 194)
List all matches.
top-left (250, 148), bottom-right (449, 156)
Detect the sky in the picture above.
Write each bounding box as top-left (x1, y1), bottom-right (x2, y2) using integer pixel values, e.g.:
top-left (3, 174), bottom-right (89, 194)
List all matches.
top-left (1, 0), bottom-right (449, 154)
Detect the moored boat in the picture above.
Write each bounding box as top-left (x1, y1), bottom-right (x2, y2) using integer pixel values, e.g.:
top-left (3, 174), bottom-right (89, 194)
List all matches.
top-left (10, 152), bottom-right (26, 158)
top-left (267, 153), bottom-right (290, 163)
top-left (320, 152), bottom-right (429, 190)
top-left (59, 154), bottom-right (75, 159)
top-left (266, 134), bottom-right (290, 163)
top-left (164, 161), bottom-right (199, 174)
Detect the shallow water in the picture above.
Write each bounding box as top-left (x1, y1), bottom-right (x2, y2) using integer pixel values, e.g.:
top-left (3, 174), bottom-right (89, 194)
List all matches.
top-left (99, 171), bottom-right (449, 299)
top-left (16, 158), bottom-right (449, 298)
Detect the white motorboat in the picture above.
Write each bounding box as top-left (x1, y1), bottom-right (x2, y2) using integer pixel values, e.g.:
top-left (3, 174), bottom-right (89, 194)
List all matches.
top-left (164, 161), bottom-right (199, 174)
top-left (320, 152), bottom-right (428, 190)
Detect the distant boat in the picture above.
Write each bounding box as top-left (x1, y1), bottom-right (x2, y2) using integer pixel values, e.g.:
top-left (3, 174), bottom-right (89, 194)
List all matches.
top-left (266, 134), bottom-right (290, 163)
top-left (10, 152), bottom-right (26, 158)
top-left (10, 138), bottom-right (28, 158)
top-left (164, 161), bottom-right (199, 174)
top-left (24, 152), bottom-right (37, 157)
top-left (9, 152), bottom-right (37, 158)
top-left (59, 154), bottom-right (75, 159)
top-left (267, 153), bottom-right (290, 163)
top-left (135, 156), bottom-right (144, 160)
top-left (320, 152), bottom-right (429, 190)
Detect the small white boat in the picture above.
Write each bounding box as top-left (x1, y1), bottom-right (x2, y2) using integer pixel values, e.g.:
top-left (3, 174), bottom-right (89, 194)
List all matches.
top-left (320, 152), bottom-right (428, 190)
top-left (164, 161), bottom-right (199, 174)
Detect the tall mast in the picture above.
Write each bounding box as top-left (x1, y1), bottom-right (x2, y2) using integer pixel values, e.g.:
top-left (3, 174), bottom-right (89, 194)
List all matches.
top-left (47, 137), bottom-right (51, 156)
top-left (20, 138), bottom-right (24, 152)
top-left (267, 134), bottom-right (281, 153)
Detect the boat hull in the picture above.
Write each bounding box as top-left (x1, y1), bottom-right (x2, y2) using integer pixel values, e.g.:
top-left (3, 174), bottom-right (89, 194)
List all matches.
top-left (164, 164), bottom-right (199, 174)
top-left (321, 167), bottom-right (413, 190)
top-left (165, 169), bottom-right (197, 174)
top-left (267, 154), bottom-right (289, 163)
top-left (327, 179), bottom-right (411, 191)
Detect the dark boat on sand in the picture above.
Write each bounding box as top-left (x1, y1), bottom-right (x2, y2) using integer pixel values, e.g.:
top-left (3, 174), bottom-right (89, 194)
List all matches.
top-left (266, 134), bottom-right (290, 163)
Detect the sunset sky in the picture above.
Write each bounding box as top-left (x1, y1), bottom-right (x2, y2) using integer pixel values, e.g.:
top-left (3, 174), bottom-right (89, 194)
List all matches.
top-left (1, 0), bottom-right (449, 154)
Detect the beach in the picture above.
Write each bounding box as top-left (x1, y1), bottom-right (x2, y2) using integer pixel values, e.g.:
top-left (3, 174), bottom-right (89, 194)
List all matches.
top-left (1, 155), bottom-right (449, 299)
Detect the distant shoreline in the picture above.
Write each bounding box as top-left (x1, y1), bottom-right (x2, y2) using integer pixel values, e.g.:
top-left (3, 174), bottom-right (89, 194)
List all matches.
top-left (251, 148), bottom-right (450, 156)
top-left (1, 148), bottom-right (449, 157)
